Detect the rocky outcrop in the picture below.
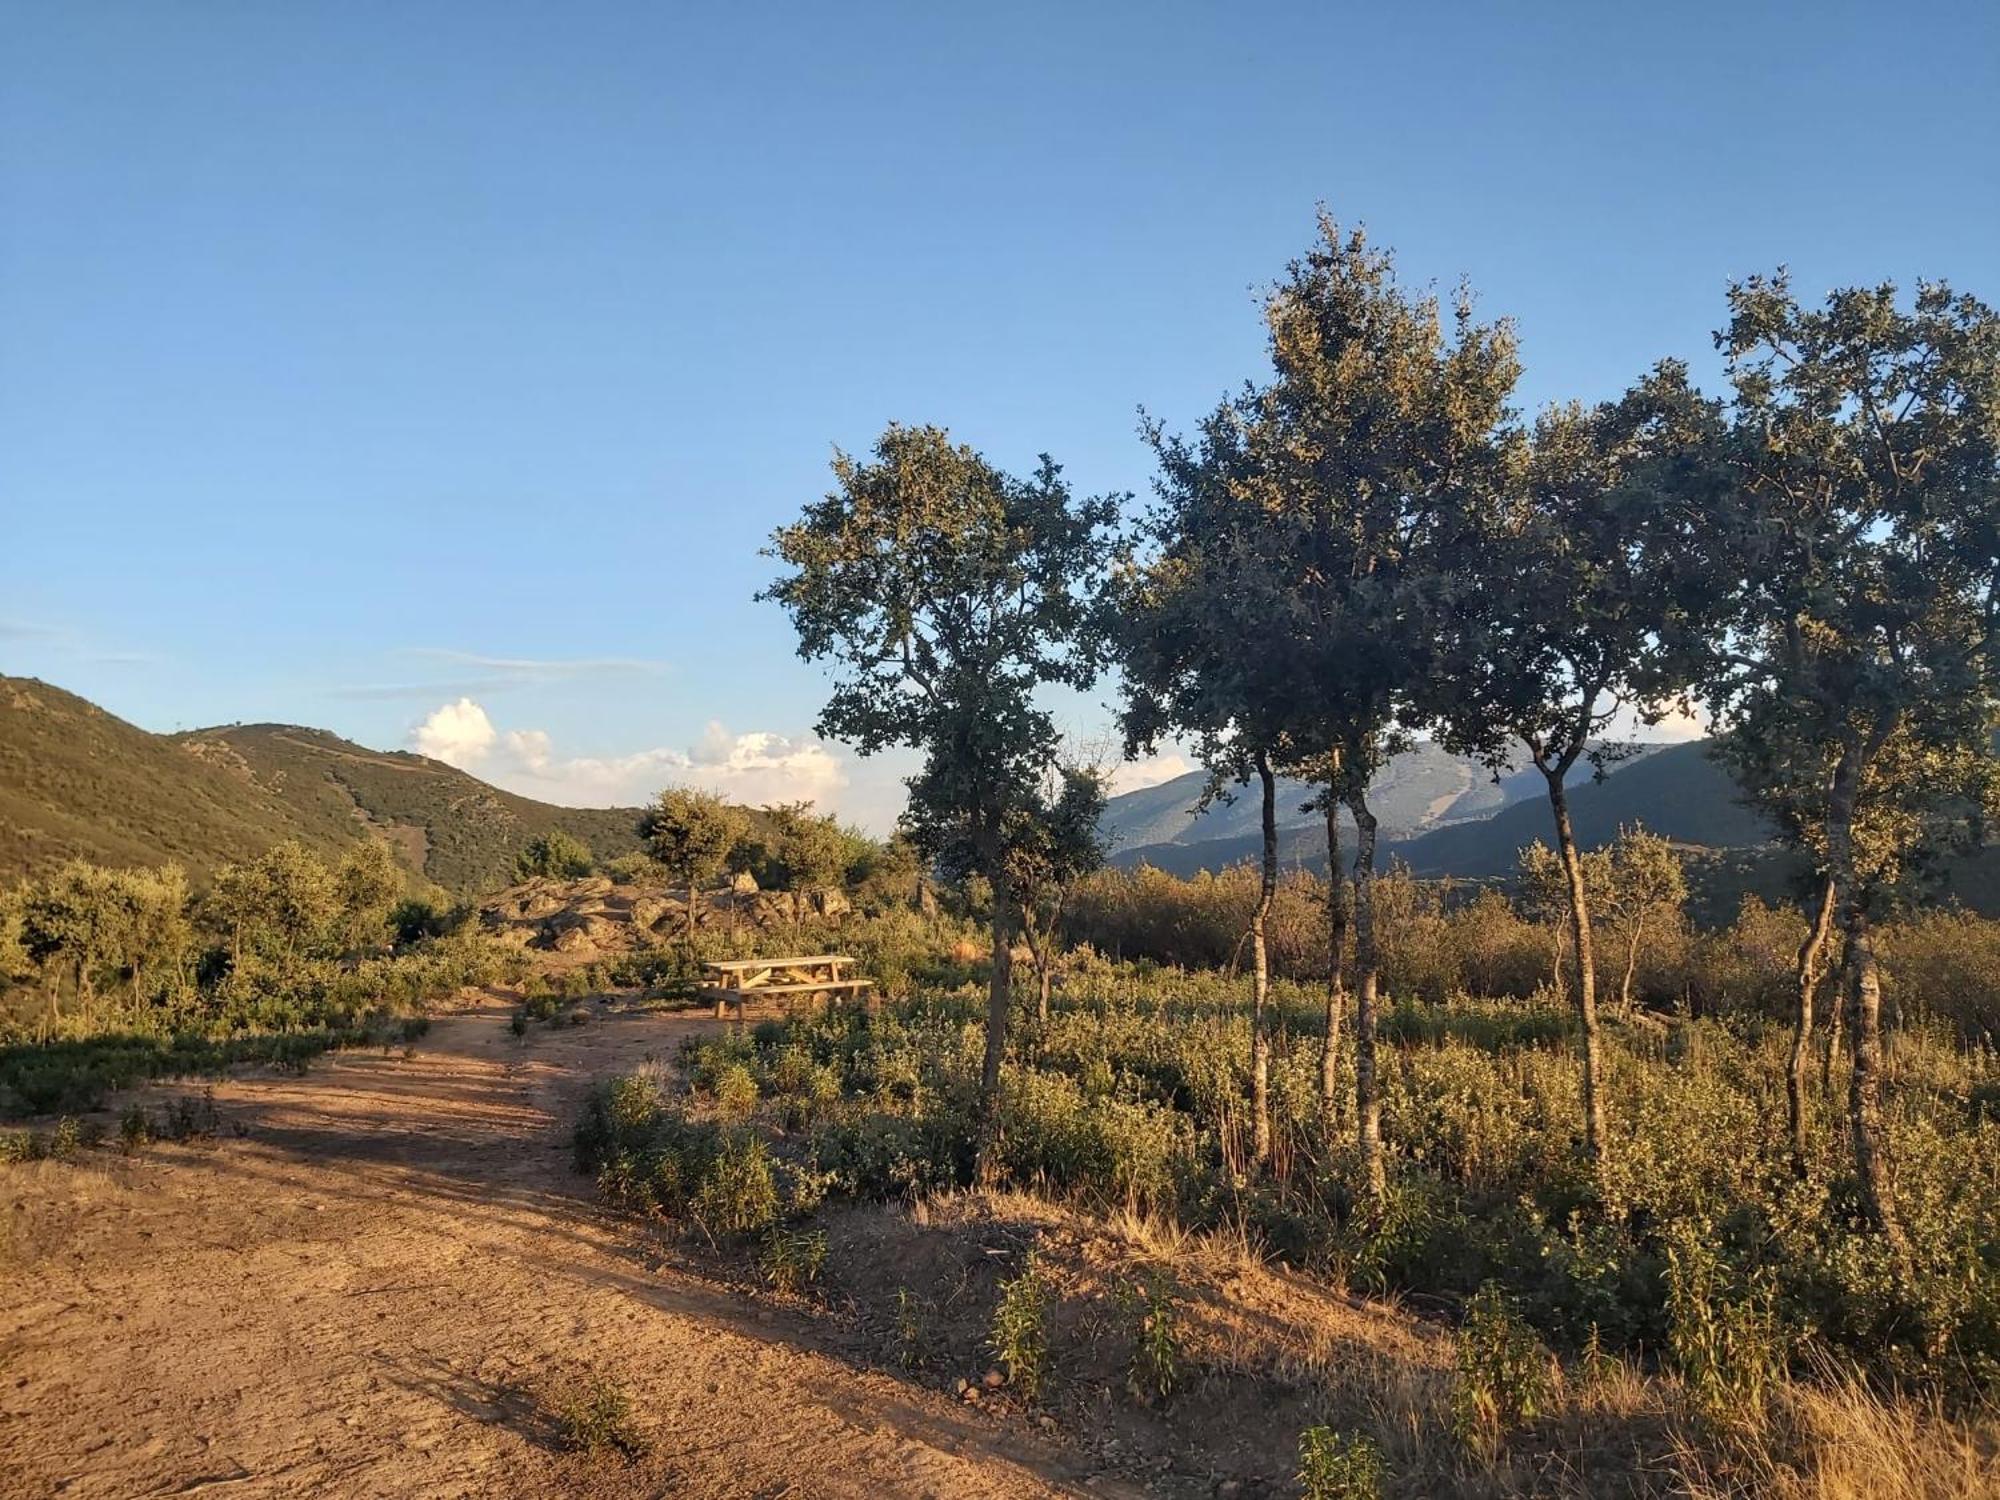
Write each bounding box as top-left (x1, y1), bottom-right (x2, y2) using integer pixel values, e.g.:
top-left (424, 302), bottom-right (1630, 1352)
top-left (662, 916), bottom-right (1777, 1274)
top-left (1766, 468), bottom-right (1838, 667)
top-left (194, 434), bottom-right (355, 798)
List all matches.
top-left (478, 876), bottom-right (854, 956)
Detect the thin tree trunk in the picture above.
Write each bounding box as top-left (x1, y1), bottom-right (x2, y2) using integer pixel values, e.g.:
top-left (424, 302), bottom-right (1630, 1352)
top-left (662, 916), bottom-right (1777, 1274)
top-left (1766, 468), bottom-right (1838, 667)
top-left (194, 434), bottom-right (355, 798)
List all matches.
top-left (1248, 752), bottom-right (1277, 1171)
top-left (1841, 904), bottom-right (1908, 1259)
top-left (1346, 786), bottom-right (1385, 1203)
top-left (977, 882), bottom-right (1016, 1176)
top-left (1320, 792), bottom-right (1347, 1106)
top-left (1545, 769), bottom-right (1608, 1168)
top-left (686, 880), bottom-right (700, 947)
top-left (1619, 913), bottom-right (1643, 1017)
top-left (1788, 872), bottom-right (1838, 1177)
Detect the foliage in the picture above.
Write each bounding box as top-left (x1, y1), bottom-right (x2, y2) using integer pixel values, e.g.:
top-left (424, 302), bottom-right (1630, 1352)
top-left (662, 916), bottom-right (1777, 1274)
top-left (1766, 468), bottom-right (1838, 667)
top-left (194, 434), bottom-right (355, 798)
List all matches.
top-left (515, 830), bottom-right (594, 881)
top-left (1451, 1282), bottom-right (1554, 1458)
top-left (638, 788), bottom-right (746, 894)
top-left (1297, 1426), bottom-right (1386, 1500)
top-left (552, 1372), bottom-right (649, 1458)
top-left (989, 1251), bottom-right (1050, 1400)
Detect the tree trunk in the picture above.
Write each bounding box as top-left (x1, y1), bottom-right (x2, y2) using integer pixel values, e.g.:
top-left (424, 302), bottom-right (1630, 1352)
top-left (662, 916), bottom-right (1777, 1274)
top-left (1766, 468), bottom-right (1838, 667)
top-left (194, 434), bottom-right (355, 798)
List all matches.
top-left (1841, 904), bottom-right (1907, 1259)
top-left (686, 880), bottom-right (700, 947)
top-left (1619, 912), bottom-right (1643, 1017)
top-left (976, 883), bottom-right (1016, 1176)
top-left (1787, 872), bottom-right (1838, 1178)
top-left (1345, 786), bottom-right (1385, 1203)
top-left (1545, 770), bottom-right (1608, 1168)
top-left (1320, 793), bottom-right (1347, 1107)
top-left (1248, 753), bottom-right (1277, 1171)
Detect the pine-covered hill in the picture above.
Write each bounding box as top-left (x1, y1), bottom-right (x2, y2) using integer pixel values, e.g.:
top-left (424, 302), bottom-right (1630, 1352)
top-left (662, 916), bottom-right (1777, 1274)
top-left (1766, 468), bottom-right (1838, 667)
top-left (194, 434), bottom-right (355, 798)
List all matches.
top-left (0, 676), bottom-right (645, 893)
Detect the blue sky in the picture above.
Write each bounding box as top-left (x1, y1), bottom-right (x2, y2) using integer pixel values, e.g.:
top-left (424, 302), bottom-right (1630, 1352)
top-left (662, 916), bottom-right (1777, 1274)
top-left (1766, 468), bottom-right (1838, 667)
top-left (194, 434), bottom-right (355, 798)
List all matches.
top-left (4, 2), bottom-right (1997, 830)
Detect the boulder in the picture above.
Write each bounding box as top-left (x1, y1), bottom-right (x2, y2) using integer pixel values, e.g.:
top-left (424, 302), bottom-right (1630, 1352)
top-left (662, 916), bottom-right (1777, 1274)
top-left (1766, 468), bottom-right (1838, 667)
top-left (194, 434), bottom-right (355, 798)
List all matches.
top-left (630, 896), bottom-right (671, 931)
top-left (731, 870), bottom-right (760, 895)
top-left (811, 887), bottom-right (851, 921)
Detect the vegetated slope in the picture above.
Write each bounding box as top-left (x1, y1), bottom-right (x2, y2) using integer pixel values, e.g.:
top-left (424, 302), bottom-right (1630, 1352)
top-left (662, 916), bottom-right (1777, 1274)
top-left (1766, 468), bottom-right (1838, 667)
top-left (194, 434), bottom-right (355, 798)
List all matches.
top-left (1111, 741), bottom-right (1764, 878)
top-left (0, 675), bottom-right (645, 892)
top-left (180, 723), bottom-right (647, 892)
top-left (0, 677), bottom-right (342, 883)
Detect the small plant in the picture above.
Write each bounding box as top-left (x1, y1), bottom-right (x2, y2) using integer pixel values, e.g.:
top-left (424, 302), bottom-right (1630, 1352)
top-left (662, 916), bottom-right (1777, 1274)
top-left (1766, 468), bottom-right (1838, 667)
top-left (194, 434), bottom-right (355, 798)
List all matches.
top-left (119, 1104), bottom-right (152, 1152)
top-left (0, 1129), bottom-right (40, 1164)
top-left (894, 1287), bottom-right (933, 1368)
top-left (509, 1010), bottom-right (530, 1037)
top-left (989, 1251), bottom-right (1050, 1401)
top-left (552, 1372), bottom-right (648, 1458)
top-left (1119, 1270), bottom-right (1180, 1403)
top-left (160, 1090), bottom-right (221, 1142)
top-left (1665, 1234), bottom-right (1784, 1431)
top-left (761, 1225), bottom-right (829, 1295)
top-left (1451, 1281), bottom-right (1551, 1460)
top-left (691, 1132), bottom-right (779, 1236)
top-left (711, 1060), bottom-right (759, 1123)
top-left (1297, 1426), bottom-right (1385, 1500)
top-left (47, 1117), bottom-right (82, 1161)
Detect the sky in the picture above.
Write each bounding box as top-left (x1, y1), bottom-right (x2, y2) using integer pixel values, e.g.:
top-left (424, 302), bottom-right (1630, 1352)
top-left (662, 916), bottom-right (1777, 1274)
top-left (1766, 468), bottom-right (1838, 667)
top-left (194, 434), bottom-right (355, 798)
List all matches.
top-left (4, 2), bottom-right (1997, 832)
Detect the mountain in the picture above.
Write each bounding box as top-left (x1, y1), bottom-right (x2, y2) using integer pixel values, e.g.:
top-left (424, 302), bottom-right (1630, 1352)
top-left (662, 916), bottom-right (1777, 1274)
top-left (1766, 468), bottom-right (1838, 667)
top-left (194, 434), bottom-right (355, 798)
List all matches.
top-left (1104, 742), bottom-right (1518, 853)
top-left (0, 676), bottom-right (646, 892)
top-left (1106, 740), bottom-right (1767, 879)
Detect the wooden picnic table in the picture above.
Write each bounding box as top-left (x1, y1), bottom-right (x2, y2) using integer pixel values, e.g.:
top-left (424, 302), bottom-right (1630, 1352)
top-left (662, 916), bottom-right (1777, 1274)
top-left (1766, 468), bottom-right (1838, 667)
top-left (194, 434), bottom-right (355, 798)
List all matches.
top-left (700, 954), bottom-right (874, 1021)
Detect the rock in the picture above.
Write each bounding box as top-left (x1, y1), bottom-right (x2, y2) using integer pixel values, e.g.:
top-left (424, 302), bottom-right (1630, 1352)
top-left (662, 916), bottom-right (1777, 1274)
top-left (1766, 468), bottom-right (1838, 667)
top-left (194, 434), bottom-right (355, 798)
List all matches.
top-left (731, 870), bottom-right (760, 894)
top-left (982, 1368), bottom-right (1005, 1389)
top-left (573, 876), bottom-right (613, 898)
top-left (812, 886), bottom-right (851, 920)
top-left (520, 893), bottom-right (564, 919)
top-left (630, 896), bottom-right (670, 931)
top-left (550, 925), bottom-right (596, 954)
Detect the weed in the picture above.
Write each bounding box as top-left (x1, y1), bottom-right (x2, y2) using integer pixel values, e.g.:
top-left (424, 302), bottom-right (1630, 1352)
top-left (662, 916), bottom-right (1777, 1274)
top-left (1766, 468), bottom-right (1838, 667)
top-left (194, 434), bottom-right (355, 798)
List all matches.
top-left (990, 1251), bottom-right (1050, 1400)
top-left (119, 1104), bottom-right (151, 1152)
top-left (552, 1372), bottom-right (649, 1458)
top-left (761, 1224), bottom-right (829, 1295)
top-left (894, 1287), bottom-right (933, 1368)
top-left (47, 1117), bottom-right (82, 1160)
top-left (1297, 1426), bottom-right (1385, 1500)
top-left (1118, 1270), bottom-right (1180, 1403)
top-left (1451, 1281), bottom-right (1552, 1459)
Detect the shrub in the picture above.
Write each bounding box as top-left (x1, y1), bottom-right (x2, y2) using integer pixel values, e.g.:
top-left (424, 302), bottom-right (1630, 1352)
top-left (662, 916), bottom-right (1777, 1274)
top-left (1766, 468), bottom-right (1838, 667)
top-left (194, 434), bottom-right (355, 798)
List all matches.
top-left (990, 1252), bottom-right (1050, 1400)
top-left (761, 1225), bottom-right (829, 1295)
top-left (1297, 1426), bottom-right (1385, 1500)
top-left (1451, 1282), bottom-right (1553, 1459)
top-left (552, 1372), bottom-right (648, 1458)
top-left (516, 832), bottom-right (594, 882)
top-left (1120, 1271), bottom-right (1180, 1403)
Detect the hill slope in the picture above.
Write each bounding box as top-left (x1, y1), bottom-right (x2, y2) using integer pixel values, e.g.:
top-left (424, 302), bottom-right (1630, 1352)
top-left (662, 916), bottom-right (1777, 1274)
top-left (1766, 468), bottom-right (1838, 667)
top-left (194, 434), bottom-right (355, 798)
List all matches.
top-left (0, 676), bottom-right (645, 891)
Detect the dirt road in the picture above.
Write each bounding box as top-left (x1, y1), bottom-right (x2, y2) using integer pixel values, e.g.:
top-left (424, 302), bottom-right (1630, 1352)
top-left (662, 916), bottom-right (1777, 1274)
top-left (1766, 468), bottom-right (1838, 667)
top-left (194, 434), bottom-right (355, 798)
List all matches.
top-left (0, 1000), bottom-right (1123, 1499)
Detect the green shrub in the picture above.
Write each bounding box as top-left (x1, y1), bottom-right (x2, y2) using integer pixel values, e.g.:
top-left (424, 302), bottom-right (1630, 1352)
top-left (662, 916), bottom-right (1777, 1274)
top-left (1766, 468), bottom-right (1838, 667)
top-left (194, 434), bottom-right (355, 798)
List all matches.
top-left (1297, 1426), bottom-right (1385, 1500)
top-left (516, 832), bottom-right (594, 882)
top-left (990, 1252), bottom-right (1050, 1400)
top-left (761, 1225), bottom-right (829, 1295)
top-left (552, 1372), bottom-right (648, 1457)
top-left (1451, 1282), bottom-right (1552, 1459)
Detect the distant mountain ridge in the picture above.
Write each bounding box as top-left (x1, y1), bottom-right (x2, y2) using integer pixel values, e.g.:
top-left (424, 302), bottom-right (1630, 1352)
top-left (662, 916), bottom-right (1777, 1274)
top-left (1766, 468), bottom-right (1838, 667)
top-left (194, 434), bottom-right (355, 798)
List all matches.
top-left (0, 676), bottom-right (646, 892)
top-left (1102, 740), bottom-right (1766, 878)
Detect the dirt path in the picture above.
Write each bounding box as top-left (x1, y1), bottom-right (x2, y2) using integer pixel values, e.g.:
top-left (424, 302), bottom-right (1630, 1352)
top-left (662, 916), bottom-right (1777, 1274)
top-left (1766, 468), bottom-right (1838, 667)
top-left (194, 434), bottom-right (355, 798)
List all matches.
top-left (0, 1001), bottom-right (1126, 1499)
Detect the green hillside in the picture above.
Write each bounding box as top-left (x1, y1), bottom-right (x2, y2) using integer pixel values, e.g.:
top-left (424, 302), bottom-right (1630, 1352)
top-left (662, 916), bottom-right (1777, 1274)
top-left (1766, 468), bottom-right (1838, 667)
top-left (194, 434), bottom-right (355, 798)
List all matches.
top-left (0, 676), bottom-right (646, 892)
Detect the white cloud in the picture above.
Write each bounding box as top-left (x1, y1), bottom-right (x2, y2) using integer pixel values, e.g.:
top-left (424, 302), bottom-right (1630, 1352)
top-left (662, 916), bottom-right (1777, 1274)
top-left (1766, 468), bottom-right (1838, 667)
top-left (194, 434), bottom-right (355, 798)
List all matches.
top-left (1110, 752), bottom-right (1195, 795)
top-left (412, 698), bottom-right (499, 766)
top-left (407, 700), bottom-right (864, 819)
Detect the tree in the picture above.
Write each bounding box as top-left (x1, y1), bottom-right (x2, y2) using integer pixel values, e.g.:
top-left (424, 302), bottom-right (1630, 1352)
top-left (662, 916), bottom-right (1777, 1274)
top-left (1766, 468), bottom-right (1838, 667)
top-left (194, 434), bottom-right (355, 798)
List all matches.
top-left (1429, 367), bottom-right (1719, 1169)
top-left (1003, 763), bottom-right (1109, 1024)
top-left (1116, 395), bottom-right (1295, 1171)
top-left (762, 423), bottom-right (1119, 1149)
top-left (639, 788), bottom-right (748, 943)
top-left (745, 802), bottom-right (850, 932)
top-left (515, 830), bottom-right (594, 882)
top-left (1250, 216), bottom-right (1520, 1199)
top-left (336, 839), bottom-right (406, 951)
top-left (1597, 824), bottom-right (1686, 1015)
top-left (1700, 274), bottom-right (2000, 1233)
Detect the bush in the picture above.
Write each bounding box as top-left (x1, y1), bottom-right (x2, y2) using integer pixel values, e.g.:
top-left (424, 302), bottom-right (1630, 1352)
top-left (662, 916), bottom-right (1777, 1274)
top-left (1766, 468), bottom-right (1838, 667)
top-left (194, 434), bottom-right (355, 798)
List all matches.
top-left (990, 1252), bottom-right (1050, 1400)
top-left (1297, 1426), bottom-right (1385, 1500)
top-left (1452, 1282), bottom-right (1554, 1459)
top-left (552, 1372), bottom-right (648, 1457)
top-left (516, 832), bottom-right (594, 882)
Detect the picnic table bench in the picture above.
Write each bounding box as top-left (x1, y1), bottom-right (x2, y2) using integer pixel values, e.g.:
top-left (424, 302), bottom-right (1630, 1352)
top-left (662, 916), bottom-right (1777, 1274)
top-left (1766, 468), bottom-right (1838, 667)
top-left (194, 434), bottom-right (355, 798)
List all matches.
top-left (699, 954), bottom-right (874, 1021)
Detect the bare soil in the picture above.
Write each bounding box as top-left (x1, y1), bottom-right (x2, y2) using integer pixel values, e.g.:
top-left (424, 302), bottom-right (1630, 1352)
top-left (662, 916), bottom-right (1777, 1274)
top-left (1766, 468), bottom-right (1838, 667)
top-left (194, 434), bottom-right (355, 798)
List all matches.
top-left (0, 998), bottom-right (1146, 1499)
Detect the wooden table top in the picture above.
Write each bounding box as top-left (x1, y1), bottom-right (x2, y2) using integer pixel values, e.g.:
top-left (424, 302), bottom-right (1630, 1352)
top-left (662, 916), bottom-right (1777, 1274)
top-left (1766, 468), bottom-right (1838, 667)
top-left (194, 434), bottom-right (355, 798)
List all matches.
top-left (703, 955), bottom-right (853, 973)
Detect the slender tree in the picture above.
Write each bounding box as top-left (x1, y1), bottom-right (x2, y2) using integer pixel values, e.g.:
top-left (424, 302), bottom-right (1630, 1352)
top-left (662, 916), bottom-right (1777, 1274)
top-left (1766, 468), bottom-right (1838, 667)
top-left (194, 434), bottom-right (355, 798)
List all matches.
top-left (1115, 398), bottom-right (1295, 1171)
top-left (1249, 217), bottom-right (1521, 1199)
top-left (1004, 763), bottom-right (1108, 1025)
top-left (763, 424), bottom-right (1119, 1156)
top-left (1700, 274), bottom-right (2000, 1234)
top-left (1429, 367), bottom-right (1719, 1170)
